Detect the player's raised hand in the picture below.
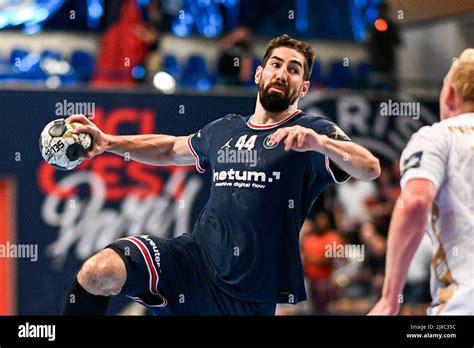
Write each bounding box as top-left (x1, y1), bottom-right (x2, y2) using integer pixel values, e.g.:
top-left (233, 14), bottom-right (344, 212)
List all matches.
top-left (65, 114), bottom-right (110, 160)
top-left (270, 125), bottom-right (326, 152)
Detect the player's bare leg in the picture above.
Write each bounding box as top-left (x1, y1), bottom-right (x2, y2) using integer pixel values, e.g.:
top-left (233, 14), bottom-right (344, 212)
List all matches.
top-left (62, 249), bottom-right (126, 315)
top-left (77, 249), bottom-right (126, 296)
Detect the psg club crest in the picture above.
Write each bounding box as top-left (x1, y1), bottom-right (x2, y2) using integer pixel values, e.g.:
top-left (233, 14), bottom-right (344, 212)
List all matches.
top-left (263, 134), bottom-right (278, 149)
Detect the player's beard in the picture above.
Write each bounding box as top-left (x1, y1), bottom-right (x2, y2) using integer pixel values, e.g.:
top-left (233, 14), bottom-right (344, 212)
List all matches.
top-left (259, 80), bottom-right (300, 113)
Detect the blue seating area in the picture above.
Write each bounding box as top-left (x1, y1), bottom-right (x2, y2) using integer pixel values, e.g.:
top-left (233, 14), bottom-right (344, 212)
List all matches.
top-left (161, 54), bottom-right (375, 90)
top-left (179, 55), bottom-right (214, 90)
top-left (0, 48), bottom-right (95, 86)
top-left (0, 48), bottom-right (374, 90)
top-left (71, 50), bottom-right (95, 81)
top-left (325, 59), bottom-right (355, 89)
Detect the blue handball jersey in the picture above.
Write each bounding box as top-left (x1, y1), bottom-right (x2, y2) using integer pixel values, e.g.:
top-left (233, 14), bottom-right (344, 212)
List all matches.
top-left (187, 110), bottom-right (351, 304)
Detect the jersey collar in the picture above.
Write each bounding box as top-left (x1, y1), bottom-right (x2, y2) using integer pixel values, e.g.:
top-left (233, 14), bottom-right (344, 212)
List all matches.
top-left (247, 110), bottom-right (302, 130)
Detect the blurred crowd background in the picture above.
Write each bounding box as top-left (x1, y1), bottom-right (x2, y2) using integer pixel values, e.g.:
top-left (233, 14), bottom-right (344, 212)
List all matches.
top-left (2, 0), bottom-right (472, 94)
top-left (0, 0), bottom-right (403, 91)
top-left (280, 160), bottom-right (433, 315)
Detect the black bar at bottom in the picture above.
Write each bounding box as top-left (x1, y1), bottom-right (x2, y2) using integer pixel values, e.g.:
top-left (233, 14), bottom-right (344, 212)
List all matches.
top-left (0, 316), bottom-right (472, 346)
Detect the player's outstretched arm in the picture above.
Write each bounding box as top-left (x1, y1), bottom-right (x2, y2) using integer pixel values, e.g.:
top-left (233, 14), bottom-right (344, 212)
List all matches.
top-left (368, 179), bottom-right (436, 315)
top-left (65, 114), bottom-right (194, 166)
top-left (271, 125), bottom-right (381, 181)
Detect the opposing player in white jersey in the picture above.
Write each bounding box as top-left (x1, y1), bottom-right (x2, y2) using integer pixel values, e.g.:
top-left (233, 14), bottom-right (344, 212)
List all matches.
top-left (369, 49), bottom-right (474, 315)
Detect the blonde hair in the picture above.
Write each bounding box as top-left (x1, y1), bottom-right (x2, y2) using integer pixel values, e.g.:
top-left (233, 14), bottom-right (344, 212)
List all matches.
top-left (451, 49), bottom-right (474, 111)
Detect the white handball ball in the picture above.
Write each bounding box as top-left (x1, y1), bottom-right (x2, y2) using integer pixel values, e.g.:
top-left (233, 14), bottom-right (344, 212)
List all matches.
top-left (39, 118), bottom-right (92, 170)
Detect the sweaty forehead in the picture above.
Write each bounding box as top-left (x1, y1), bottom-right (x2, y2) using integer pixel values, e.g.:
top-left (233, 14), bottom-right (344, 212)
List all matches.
top-left (270, 47), bottom-right (305, 65)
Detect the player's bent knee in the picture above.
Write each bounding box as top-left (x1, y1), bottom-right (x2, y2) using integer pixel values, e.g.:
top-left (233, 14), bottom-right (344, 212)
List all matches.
top-left (77, 248), bottom-right (126, 296)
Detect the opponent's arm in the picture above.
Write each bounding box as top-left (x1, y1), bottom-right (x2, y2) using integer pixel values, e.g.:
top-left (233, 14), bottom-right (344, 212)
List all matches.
top-left (271, 125), bottom-right (381, 181)
top-left (66, 114), bottom-right (194, 166)
top-left (368, 178), bottom-right (435, 315)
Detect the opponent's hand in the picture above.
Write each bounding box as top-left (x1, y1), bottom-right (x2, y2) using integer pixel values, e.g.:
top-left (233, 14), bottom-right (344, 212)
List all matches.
top-left (270, 125), bottom-right (327, 152)
top-left (65, 114), bottom-right (110, 160)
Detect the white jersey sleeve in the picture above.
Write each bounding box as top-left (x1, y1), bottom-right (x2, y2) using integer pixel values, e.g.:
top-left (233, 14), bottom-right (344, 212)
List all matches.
top-left (399, 114), bottom-right (474, 315)
top-left (399, 124), bottom-right (448, 190)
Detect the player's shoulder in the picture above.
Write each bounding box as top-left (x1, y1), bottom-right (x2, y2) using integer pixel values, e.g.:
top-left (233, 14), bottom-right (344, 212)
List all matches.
top-left (217, 113), bottom-right (247, 125)
top-left (439, 113), bottom-right (474, 128)
top-left (294, 112), bottom-right (334, 126)
top-left (412, 114), bottom-right (474, 137)
top-left (204, 113), bottom-right (246, 129)
top-left (410, 118), bottom-right (454, 142)
top-left (294, 112), bottom-right (335, 131)
top-left (295, 112), bottom-right (350, 140)
top-left (222, 113), bottom-right (246, 122)
top-left (403, 120), bottom-right (453, 155)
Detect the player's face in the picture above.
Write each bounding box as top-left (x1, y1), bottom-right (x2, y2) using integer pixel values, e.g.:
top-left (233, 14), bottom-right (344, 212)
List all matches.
top-left (256, 47), bottom-right (310, 113)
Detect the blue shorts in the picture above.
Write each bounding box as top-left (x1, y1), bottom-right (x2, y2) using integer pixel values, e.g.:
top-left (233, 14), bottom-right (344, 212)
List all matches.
top-left (106, 234), bottom-right (276, 316)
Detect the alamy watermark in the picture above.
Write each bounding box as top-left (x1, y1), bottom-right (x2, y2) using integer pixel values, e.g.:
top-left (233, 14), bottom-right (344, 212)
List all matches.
top-left (217, 148), bottom-right (258, 167)
top-left (325, 242), bottom-right (365, 262)
top-left (55, 99), bottom-right (95, 117)
top-left (380, 99), bottom-right (420, 120)
top-left (0, 241), bottom-right (38, 262)
top-left (18, 322), bottom-right (55, 341)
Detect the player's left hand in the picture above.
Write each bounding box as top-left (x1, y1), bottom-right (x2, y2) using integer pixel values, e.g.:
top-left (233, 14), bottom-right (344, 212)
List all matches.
top-left (270, 125), bottom-right (326, 152)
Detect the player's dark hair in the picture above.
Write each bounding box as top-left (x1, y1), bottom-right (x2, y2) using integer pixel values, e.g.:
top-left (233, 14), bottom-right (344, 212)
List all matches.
top-left (261, 34), bottom-right (315, 81)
